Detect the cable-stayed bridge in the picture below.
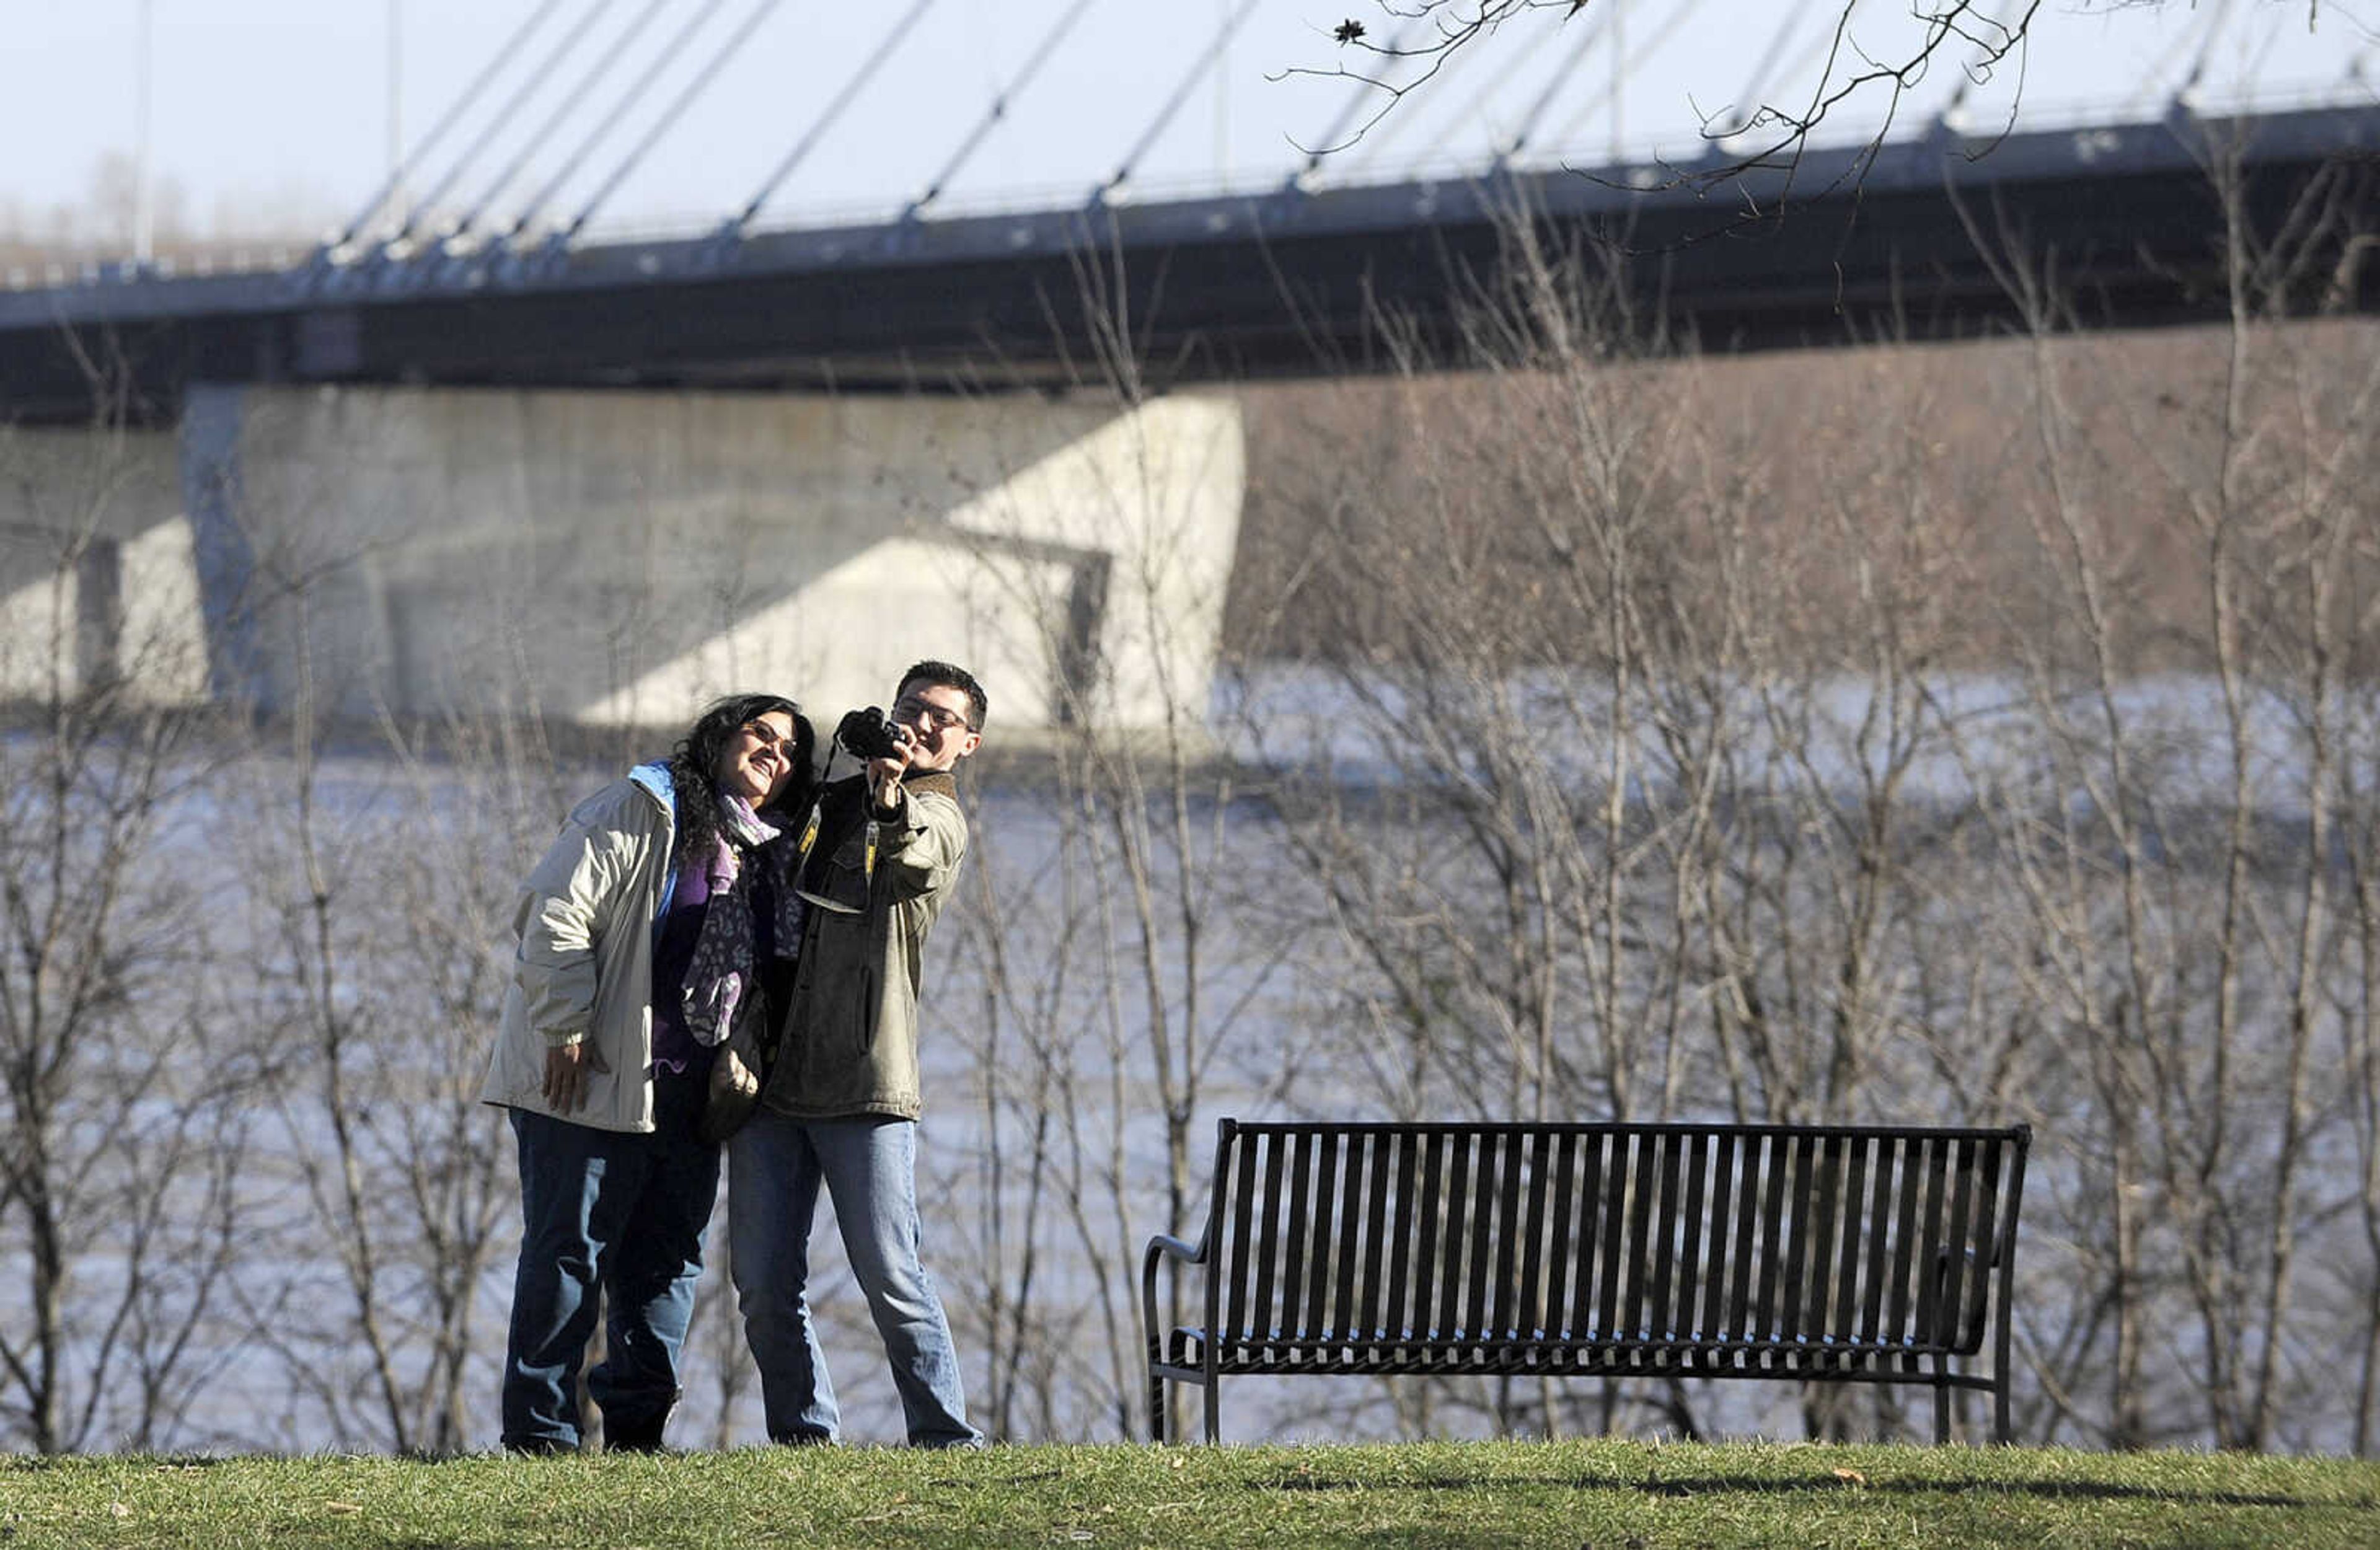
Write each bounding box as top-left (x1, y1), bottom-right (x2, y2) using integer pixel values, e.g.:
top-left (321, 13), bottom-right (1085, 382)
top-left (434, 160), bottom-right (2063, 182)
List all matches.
top-left (1, 1), bottom-right (2374, 732)
top-left (1, 99), bottom-right (2373, 424)
top-left (2, 0), bottom-right (2375, 421)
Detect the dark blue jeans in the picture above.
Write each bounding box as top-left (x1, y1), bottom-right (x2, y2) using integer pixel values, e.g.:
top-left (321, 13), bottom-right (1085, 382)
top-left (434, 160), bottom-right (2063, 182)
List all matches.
top-left (500, 1071), bottom-right (718, 1452)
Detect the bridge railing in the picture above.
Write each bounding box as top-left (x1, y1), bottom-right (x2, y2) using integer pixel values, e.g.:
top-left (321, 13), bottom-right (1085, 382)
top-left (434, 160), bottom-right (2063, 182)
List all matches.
top-left (4, 81), bottom-right (2368, 299)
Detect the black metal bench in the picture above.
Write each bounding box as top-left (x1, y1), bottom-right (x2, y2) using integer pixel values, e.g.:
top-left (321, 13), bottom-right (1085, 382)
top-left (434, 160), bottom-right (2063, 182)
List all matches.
top-left (1143, 1119), bottom-right (2029, 1444)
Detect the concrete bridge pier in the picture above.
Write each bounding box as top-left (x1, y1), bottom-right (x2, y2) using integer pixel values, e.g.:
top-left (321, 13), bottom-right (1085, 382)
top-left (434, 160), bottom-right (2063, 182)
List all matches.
top-left (0, 423), bottom-right (209, 707)
top-left (4, 384), bottom-right (1245, 738)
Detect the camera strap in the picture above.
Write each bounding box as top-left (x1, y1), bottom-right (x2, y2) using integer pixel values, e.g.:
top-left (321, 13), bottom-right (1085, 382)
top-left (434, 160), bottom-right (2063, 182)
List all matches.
top-left (791, 783), bottom-right (873, 915)
top-left (790, 772), bottom-right (953, 915)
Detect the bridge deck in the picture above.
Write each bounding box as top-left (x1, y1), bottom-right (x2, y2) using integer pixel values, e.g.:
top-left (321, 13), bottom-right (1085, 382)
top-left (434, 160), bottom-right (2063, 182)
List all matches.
top-left (1, 105), bottom-right (2372, 423)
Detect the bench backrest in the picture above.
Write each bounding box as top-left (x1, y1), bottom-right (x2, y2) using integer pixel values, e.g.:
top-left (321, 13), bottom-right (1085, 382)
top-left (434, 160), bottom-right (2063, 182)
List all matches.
top-left (1194, 1120), bottom-right (2029, 1356)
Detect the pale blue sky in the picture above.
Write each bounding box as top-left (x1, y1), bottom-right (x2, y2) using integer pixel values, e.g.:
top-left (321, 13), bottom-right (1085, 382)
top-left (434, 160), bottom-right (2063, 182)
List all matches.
top-left (4, 0), bottom-right (2373, 245)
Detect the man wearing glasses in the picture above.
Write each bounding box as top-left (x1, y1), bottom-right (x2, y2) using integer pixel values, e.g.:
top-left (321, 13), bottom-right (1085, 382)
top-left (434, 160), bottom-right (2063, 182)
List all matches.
top-left (728, 660), bottom-right (988, 1448)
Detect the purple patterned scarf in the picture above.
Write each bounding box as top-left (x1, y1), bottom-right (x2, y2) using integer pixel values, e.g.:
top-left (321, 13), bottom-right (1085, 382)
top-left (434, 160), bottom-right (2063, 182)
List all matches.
top-left (680, 795), bottom-right (803, 1046)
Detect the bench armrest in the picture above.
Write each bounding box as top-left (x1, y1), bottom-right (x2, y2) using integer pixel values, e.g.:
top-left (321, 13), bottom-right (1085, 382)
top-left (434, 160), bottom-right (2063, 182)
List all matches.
top-left (1142, 1232), bottom-right (1208, 1358)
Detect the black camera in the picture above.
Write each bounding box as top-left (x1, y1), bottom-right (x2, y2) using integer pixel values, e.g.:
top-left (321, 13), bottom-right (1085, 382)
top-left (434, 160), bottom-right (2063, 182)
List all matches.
top-left (834, 705), bottom-right (907, 761)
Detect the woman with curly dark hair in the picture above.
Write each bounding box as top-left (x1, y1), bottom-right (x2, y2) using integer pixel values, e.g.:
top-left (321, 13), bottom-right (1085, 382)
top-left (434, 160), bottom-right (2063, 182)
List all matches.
top-left (481, 692), bottom-right (814, 1455)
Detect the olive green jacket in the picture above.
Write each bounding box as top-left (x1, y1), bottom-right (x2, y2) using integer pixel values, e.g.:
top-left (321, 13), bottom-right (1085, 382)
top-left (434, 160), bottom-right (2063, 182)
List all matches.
top-left (763, 770), bottom-right (965, 1121)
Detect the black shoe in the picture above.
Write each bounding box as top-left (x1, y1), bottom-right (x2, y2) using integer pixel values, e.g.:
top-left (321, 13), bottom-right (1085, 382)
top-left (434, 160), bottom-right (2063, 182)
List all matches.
top-left (602, 1388), bottom-right (681, 1454)
top-left (602, 1417), bottom-right (669, 1454)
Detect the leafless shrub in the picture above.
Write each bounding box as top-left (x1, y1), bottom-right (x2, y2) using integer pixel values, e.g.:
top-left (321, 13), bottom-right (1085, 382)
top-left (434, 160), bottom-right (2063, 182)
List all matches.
top-left (0, 401), bottom-right (258, 1453)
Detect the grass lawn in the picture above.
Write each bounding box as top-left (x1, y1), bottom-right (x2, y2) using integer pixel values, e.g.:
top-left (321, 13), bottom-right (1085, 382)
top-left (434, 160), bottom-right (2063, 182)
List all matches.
top-left (2, 1439), bottom-right (2375, 1548)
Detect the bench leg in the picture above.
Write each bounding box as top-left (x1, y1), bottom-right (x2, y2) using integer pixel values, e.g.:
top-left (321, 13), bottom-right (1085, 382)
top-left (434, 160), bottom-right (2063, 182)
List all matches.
top-left (1204, 1375), bottom-right (1220, 1445)
top-left (1934, 1379), bottom-right (1951, 1446)
top-left (1149, 1374), bottom-right (1167, 1444)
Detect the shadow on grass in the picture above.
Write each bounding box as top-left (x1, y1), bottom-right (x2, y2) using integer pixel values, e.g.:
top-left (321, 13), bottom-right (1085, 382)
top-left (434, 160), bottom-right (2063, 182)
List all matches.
top-left (1262, 1473), bottom-right (2375, 1512)
top-left (0, 1454), bottom-right (226, 1472)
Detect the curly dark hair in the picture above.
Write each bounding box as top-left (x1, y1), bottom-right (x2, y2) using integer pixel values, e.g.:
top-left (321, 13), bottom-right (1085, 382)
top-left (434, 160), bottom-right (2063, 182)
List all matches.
top-left (897, 659), bottom-right (988, 732)
top-left (668, 692), bottom-right (814, 860)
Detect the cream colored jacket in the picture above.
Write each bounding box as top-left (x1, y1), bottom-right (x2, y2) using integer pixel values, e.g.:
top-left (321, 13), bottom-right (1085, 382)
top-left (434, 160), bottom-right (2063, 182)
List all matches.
top-left (478, 764), bottom-right (676, 1133)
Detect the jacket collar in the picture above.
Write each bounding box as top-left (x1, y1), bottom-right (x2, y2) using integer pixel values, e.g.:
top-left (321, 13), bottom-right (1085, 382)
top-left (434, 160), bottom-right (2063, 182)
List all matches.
top-left (903, 770), bottom-right (959, 803)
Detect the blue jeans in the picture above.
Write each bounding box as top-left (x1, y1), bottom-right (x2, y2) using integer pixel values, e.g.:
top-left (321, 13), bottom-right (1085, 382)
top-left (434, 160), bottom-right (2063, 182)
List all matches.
top-left (500, 1075), bottom-right (719, 1451)
top-left (728, 1112), bottom-right (980, 1447)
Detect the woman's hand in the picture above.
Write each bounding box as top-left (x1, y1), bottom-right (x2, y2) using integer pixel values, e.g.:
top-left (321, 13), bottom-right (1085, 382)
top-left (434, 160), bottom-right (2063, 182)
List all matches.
top-left (542, 1039), bottom-right (612, 1112)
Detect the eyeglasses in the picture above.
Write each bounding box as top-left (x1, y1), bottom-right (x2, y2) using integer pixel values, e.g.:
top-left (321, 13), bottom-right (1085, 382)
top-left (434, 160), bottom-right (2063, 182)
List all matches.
top-left (739, 720), bottom-right (798, 752)
top-left (892, 695), bottom-right (972, 733)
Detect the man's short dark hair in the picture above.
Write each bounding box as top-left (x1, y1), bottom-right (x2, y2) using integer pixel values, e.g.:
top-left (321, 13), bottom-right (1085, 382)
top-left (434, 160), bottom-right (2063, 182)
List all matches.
top-left (898, 660), bottom-right (987, 733)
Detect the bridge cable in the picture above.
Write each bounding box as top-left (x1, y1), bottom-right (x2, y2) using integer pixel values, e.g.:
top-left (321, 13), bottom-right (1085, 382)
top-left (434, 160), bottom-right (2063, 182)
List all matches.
top-left (2343, 36), bottom-right (2379, 97)
top-left (450, 0), bottom-right (676, 245)
top-left (1712, 3), bottom-right (1811, 136)
top-left (1286, 16), bottom-right (1429, 187)
top-left (726, 0), bottom-right (949, 235)
top-left (508, 0), bottom-right (735, 241)
top-left (1334, 10), bottom-right (1507, 181)
top-left (326, 0), bottom-right (577, 250)
top-left (1548, 0), bottom-right (1795, 159)
top-left (395, 0), bottom-right (630, 243)
top-left (1342, 0), bottom-right (1681, 178)
top-left (2126, 0), bottom-right (2231, 117)
top-left (2189, 0), bottom-right (2285, 105)
top-left (1091, 0), bottom-right (1262, 204)
top-left (1494, 3), bottom-right (1623, 167)
top-left (903, 0), bottom-right (1101, 219)
top-left (1390, 0), bottom-right (1637, 176)
top-left (563, 0), bottom-right (787, 243)
top-left (1561, 0), bottom-right (1837, 161)
top-left (2295, 14), bottom-right (2379, 111)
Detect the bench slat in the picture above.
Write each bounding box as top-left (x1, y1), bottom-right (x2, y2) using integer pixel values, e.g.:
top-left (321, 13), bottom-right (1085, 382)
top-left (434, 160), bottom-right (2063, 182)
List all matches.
top-left (1860, 1133), bottom-right (1897, 1344)
top-left (1595, 1132), bottom-right (1628, 1341)
top-left (1471, 1130), bottom-right (1498, 1339)
top-left (1732, 1138), bottom-right (1770, 1342)
top-left (1884, 1133), bottom-right (1920, 1346)
top-left (1259, 1129), bottom-right (1292, 1345)
top-left (1912, 1135), bottom-right (1949, 1353)
top-left (1940, 1136), bottom-right (1980, 1347)
top-left (1545, 1132), bottom-right (1579, 1343)
top-left (1808, 1134), bottom-right (1845, 1352)
top-left (1752, 1131), bottom-right (1792, 1350)
top-left (1223, 1129), bottom-right (1258, 1350)
top-left (1835, 1135), bottom-right (1872, 1346)
top-left (1488, 1131), bottom-right (1524, 1341)
top-left (1277, 1130), bottom-right (1313, 1355)
top-left (1515, 1130), bottom-right (1553, 1341)
top-left (1355, 1130), bottom-right (1390, 1344)
top-left (1643, 1130), bottom-right (1683, 1341)
top-left (1412, 1133), bottom-right (1445, 1342)
top-left (1779, 1131), bottom-right (1817, 1349)
top-left (1701, 1130), bottom-right (1736, 1342)
top-left (1383, 1132), bottom-right (1418, 1349)
top-left (1960, 1138), bottom-right (2008, 1349)
top-left (1567, 1133), bottom-right (1600, 1340)
top-left (1673, 1131), bottom-right (1709, 1341)
top-left (1442, 1130), bottom-right (1475, 1342)
top-left (1324, 1130), bottom-right (1359, 1343)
